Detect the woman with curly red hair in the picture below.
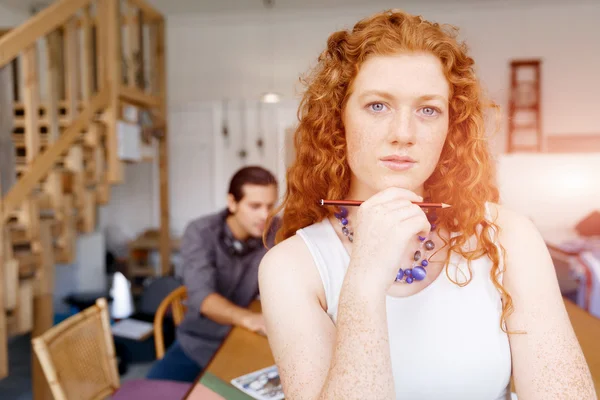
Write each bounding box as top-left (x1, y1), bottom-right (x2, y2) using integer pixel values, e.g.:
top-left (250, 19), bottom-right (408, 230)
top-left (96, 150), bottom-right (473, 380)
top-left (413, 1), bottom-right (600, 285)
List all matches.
top-left (258, 9), bottom-right (595, 400)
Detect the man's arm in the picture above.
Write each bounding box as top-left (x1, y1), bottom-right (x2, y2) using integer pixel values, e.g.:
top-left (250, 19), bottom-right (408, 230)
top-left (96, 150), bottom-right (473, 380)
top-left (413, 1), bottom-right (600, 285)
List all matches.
top-left (201, 293), bottom-right (266, 335)
top-left (181, 219), bottom-right (266, 334)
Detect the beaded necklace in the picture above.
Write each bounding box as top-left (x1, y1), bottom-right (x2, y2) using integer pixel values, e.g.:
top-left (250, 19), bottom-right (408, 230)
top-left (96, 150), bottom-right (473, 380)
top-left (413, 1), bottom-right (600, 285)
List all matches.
top-left (333, 206), bottom-right (437, 284)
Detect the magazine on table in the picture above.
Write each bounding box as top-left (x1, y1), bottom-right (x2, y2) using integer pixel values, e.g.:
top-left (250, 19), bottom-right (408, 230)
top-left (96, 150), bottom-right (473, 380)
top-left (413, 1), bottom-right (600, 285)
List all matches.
top-left (230, 364), bottom-right (284, 400)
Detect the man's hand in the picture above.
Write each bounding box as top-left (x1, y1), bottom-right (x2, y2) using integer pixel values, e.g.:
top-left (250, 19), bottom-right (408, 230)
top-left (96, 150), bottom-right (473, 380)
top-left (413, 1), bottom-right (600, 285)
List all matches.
top-left (240, 312), bottom-right (268, 336)
top-left (200, 294), bottom-right (268, 336)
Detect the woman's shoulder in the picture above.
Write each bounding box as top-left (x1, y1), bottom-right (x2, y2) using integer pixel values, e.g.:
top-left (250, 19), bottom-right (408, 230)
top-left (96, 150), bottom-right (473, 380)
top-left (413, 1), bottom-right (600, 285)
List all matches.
top-left (263, 234), bottom-right (311, 264)
top-left (264, 219), bottom-right (330, 259)
top-left (484, 202), bottom-right (546, 254)
top-left (259, 224), bottom-right (328, 303)
top-left (485, 202), bottom-right (538, 234)
top-left (259, 233), bottom-right (327, 311)
top-left (259, 232), bottom-right (319, 283)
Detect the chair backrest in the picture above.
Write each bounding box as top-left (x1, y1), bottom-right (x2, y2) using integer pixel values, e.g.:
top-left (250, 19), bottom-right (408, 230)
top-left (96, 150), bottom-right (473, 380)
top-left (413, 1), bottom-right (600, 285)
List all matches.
top-left (137, 275), bottom-right (183, 315)
top-left (154, 285), bottom-right (187, 359)
top-left (32, 298), bottom-right (120, 400)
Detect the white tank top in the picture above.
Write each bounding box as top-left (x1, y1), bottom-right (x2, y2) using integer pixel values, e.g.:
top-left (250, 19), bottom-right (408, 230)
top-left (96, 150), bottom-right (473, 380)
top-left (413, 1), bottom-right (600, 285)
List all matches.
top-left (296, 205), bottom-right (512, 400)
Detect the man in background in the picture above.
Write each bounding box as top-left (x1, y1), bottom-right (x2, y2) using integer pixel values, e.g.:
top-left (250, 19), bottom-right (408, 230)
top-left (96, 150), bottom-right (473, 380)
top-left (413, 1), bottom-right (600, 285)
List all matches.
top-left (147, 166), bottom-right (279, 382)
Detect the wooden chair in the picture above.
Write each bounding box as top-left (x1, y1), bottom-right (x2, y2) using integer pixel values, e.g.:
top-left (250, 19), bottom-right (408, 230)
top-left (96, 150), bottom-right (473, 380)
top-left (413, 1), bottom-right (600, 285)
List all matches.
top-left (32, 297), bottom-right (193, 400)
top-left (153, 285), bottom-right (187, 359)
top-left (32, 298), bottom-right (120, 400)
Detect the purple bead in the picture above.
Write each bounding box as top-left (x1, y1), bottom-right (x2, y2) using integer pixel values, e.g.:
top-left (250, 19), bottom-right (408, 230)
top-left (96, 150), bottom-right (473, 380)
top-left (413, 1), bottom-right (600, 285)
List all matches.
top-left (334, 206), bottom-right (348, 219)
top-left (421, 259), bottom-right (429, 267)
top-left (413, 251), bottom-right (421, 261)
top-left (418, 235), bottom-right (426, 242)
top-left (412, 266), bottom-right (426, 281)
top-left (341, 217), bottom-right (348, 226)
top-left (405, 276), bottom-right (414, 284)
top-left (430, 223), bottom-right (436, 231)
top-left (396, 269), bottom-right (404, 281)
top-left (404, 268), bottom-right (412, 276)
top-left (425, 240), bottom-right (435, 251)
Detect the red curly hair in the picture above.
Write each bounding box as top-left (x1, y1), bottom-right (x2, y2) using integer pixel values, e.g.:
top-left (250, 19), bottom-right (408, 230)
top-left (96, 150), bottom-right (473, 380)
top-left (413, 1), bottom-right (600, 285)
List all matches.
top-left (267, 9), bottom-right (513, 331)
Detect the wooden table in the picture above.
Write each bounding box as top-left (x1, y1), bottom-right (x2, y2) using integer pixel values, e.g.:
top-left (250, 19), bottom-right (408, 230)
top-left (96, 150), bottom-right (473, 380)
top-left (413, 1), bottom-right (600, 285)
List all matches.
top-left (203, 301), bottom-right (275, 382)
top-left (184, 301), bottom-right (275, 399)
top-left (185, 299), bottom-right (600, 398)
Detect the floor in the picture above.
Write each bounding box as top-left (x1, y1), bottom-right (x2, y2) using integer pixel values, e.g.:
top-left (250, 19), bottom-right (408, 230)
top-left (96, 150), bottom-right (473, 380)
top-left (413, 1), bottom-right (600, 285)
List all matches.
top-left (0, 333), bottom-right (154, 400)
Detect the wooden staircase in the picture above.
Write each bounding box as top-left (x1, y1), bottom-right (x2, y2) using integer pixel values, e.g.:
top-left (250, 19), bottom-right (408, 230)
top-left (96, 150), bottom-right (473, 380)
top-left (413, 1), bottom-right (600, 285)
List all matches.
top-left (0, 0), bottom-right (171, 397)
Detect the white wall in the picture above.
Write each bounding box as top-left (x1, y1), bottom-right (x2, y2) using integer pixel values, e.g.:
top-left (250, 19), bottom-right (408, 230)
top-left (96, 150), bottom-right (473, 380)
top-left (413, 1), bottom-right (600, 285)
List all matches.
top-left (164, 0), bottom-right (600, 141)
top-left (99, 99), bottom-right (299, 238)
top-left (497, 154), bottom-right (600, 231)
top-left (102, 0), bottom-right (600, 242)
top-left (0, 3), bottom-right (27, 27)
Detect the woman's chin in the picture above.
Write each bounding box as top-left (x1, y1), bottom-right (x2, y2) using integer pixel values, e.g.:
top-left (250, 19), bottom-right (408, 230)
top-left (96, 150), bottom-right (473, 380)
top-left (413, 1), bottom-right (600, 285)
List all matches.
top-left (350, 174), bottom-right (425, 197)
top-left (378, 178), bottom-right (423, 194)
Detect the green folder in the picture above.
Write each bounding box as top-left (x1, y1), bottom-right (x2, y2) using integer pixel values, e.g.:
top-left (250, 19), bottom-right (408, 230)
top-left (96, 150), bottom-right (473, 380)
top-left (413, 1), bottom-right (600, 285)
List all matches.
top-left (199, 372), bottom-right (255, 400)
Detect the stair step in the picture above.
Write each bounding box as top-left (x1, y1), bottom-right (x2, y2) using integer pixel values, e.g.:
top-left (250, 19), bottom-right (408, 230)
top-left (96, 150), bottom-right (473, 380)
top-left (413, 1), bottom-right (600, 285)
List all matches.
top-left (15, 161), bottom-right (66, 176)
top-left (8, 225), bottom-right (29, 246)
top-left (12, 117), bottom-right (72, 129)
top-left (10, 223), bottom-right (66, 252)
top-left (13, 251), bottom-right (38, 279)
top-left (12, 132), bottom-right (49, 143)
top-left (12, 134), bottom-right (50, 149)
top-left (12, 100), bottom-right (83, 116)
top-left (6, 204), bottom-right (58, 244)
top-left (7, 208), bottom-right (56, 223)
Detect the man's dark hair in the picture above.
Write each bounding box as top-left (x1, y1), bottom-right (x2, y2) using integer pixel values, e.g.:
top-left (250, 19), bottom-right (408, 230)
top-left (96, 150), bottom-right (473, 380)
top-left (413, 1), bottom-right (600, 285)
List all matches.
top-left (228, 166), bottom-right (277, 202)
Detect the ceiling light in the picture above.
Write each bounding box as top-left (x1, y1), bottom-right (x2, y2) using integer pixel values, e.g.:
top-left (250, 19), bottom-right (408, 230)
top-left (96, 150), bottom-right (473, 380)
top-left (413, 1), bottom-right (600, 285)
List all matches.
top-left (260, 92), bottom-right (281, 104)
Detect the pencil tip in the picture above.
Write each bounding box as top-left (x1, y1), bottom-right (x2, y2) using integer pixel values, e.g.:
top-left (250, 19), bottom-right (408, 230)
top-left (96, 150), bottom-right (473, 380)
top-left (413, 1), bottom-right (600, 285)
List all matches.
top-left (442, 203), bottom-right (451, 208)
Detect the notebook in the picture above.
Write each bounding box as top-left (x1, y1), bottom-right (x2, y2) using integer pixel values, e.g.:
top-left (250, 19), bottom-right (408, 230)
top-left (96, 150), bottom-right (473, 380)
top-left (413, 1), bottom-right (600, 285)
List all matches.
top-left (230, 365), bottom-right (284, 400)
top-left (110, 318), bottom-right (154, 341)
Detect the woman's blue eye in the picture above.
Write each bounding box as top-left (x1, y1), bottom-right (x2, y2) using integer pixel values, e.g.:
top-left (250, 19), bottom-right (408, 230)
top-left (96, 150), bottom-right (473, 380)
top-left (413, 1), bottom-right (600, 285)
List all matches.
top-left (369, 103), bottom-right (386, 112)
top-left (422, 107), bottom-right (438, 116)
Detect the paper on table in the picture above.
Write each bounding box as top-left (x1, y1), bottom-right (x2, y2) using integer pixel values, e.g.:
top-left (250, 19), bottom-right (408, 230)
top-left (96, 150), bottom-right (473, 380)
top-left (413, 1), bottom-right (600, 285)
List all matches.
top-left (111, 318), bottom-right (154, 341)
top-left (231, 365), bottom-right (284, 400)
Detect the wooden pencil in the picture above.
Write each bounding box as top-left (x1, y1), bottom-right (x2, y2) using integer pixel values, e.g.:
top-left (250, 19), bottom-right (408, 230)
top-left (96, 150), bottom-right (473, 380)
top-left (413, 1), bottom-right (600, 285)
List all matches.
top-left (319, 199), bottom-right (451, 209)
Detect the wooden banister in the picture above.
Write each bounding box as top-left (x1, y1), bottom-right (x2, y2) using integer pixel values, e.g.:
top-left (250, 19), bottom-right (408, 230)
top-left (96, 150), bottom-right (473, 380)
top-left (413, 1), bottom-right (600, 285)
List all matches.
top-left (120, 87), bottom-right (161, 108)
top-left (1, 89), bottom-right (110, 224)
top-left (0, 0), bottom-right (92, 68)
top-left (128, 0), bottom-right (163, 22)
top-left (0, 0), bottom-right (167, 389)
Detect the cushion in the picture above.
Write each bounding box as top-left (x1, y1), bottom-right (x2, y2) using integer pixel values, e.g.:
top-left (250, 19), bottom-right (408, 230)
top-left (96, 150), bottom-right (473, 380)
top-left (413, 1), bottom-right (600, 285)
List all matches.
top-left (113, 379), bottom-right (192, 400)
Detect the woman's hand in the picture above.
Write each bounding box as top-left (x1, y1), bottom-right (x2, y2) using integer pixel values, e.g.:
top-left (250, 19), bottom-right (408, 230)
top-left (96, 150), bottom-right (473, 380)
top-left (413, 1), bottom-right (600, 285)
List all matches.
top-left (348, 187), bottom-right (431, 292)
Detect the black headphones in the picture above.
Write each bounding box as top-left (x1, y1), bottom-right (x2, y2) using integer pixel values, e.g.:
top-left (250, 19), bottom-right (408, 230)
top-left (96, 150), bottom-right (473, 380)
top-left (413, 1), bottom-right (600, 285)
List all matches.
top-left (221, 232), bottom-right (262, 257)
top-left (219, 214), bottom-right (263, 257)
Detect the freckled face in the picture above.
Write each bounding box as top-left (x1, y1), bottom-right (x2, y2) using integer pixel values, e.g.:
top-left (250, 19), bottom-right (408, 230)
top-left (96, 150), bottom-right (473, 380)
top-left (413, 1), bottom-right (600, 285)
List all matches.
top-left (343, 52), bottom-right (450, 198)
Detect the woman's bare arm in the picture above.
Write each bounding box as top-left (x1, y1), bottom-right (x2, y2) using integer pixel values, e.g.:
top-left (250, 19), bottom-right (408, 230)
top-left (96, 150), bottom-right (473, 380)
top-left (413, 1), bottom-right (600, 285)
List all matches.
top-left (259, 235), bottom-right (395, 400)
top-left (492, 204), bottom-right (596, 399)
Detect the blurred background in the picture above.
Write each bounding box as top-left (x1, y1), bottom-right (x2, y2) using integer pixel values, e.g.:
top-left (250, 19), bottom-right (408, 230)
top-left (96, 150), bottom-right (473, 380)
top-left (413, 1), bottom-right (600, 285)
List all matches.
top-left (0, 0), bottom-right (598, 398)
